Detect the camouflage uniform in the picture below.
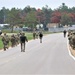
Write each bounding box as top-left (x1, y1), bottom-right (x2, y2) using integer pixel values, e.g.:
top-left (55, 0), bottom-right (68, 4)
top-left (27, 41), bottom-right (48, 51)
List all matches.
top-left (15, 35), bottom-right (19, 45)
top-left (33, 32), bottom-right (36, 40)
top-left (68, 30), bottom-right (72, 37)
top-left (36, 32), bottom-right (39, 39)
top-left (71, 31), bottom-right (75, 49)
top-left (10, 34), bottom-right (16, 47)
top-left (2, 33), bottom-right (9, 51)
top-left (68, 33), bottom-right (73, 47)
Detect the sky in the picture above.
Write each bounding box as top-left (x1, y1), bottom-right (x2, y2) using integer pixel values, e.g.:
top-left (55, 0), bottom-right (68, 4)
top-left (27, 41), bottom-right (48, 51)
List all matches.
top-left (0, 0), bottom-right (75, 10)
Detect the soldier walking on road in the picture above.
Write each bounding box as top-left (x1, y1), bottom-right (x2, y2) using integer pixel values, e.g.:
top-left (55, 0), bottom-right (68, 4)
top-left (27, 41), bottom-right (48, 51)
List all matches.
top-left (20, 32), bottom-right (28, 52)
top-left (36, 31), bottom-right (39, 39)
top-left (2, 33), bottom-right (9, 51)
top-left (63, 30), bottom-right (67, 38)
top-left (15, 35), bottom-right (19, 46)
top-left (10, 34), bottom-right (16, 47)
top-left (33, 31), bottom-right (36, 40)
top-left (39, 32), bottom-right (43, 43)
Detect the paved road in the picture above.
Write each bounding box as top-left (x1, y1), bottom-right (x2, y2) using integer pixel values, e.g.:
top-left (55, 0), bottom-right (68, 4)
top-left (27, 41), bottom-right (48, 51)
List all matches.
top-left (0, 33), bottom-right (75, 74)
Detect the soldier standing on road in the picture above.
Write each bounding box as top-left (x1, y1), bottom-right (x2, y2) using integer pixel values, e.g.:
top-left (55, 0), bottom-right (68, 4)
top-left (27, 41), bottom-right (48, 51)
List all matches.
top-left (63, 30), bottom-right (67, 38)
top-left (39, 32), bottom-right (43, 43)
top-left (2, 33), bottom-right (9, 51)
top-left (20, 32), bottom-right (28, 52)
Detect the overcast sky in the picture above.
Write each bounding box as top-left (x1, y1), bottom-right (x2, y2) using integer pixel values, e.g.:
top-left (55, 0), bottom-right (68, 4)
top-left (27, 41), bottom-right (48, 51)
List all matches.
top-left (0, 0), bottom-right (75, 10)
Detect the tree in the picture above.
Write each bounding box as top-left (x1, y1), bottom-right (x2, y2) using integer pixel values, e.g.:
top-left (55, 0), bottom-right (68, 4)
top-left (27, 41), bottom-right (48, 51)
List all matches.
top-left (0, 9), bottom-right (4, 23)
top-left (36, 8), bottom-right (45, 25)
top-left (50, 11), bottom-right (61, 23)
top-left (50, 16), bottom-right (60, 23)
top-left (58, 3), bottom-right (68, 12)
top-left (5, 8), bottom-right (22, 32)
top-left (60, 13), bottom-right (72, 26)
top-left (42, 5), bottom-right (52, 27)
top-left (25, 10), bottom-right (37, 28)
top-left (0, 7), bottom-right (7, 24)
top-left (23, 6), bottom-right (31, 13)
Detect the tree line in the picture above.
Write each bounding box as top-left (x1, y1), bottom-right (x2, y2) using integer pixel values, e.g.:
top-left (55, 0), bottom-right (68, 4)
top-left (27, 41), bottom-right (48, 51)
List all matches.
top-left (0, 3), bottom-right (75, 32)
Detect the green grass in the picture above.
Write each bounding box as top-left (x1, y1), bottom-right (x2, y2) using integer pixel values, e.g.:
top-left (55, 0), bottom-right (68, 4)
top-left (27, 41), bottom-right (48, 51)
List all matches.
top-left (0, 38), bottom-right (3, 49)
top-left (25, 33), bottom-right (33, 40)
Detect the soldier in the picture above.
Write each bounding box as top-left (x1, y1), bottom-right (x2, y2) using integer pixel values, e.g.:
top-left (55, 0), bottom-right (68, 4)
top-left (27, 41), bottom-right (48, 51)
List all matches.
top-left (63, 30), bottom-right (67, 37)
top-left (71, 31), bottom-right (75, 49)
top-left (68, 32), bottom-right (73, 47)
top-left (39, 32), bottom-right (43, 43)
top-left (2, 33), bottom-right (9, 51)
top-left (15, 35), bottom-right (19, 46)
top-left (33, 31), bottom-right (36, 40)
top-left (68, 29), bottom-right (71, 37)
top-left (20, 32), bottom-right (28, 52)
top-left (36, 31), bottom-right (39, 39)
top-left (10, 34), bottom-right (16, 47)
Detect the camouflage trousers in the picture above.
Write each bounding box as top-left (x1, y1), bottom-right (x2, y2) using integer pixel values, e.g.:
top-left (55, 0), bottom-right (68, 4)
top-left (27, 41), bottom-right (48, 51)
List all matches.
top-left (11, 42), bottom-right (16, 47)
top-left (3, 42), bottom-right (8, 51)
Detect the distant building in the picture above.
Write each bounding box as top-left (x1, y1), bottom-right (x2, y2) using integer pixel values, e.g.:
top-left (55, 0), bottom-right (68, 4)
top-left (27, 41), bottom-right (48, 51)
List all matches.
top-left (47, 23), bottom-right (64, 32)
top-left (47, 23), bottom-right (59, 28)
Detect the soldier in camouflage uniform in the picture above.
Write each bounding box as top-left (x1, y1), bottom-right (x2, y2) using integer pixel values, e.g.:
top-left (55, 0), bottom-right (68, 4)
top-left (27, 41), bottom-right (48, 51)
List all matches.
top-left (68, 32), bottom-right (73, 47)
top-left (33, 31), bottom-right (36, 40)
top-left (36, 31), bottom-right (39, 39)
top-left (68, 30), bottom-right (72, 37)
top-left (2, 33), bottom-right (9, 51)
top-left (70, 31), bottom-right (75, 49)
top-left (15, 34), bottom-right (19, 45)
top-left (10, 34), bottom-right (16, 47)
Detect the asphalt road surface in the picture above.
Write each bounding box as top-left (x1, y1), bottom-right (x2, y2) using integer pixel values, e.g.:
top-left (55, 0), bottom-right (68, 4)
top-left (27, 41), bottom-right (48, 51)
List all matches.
top-left (0, 33), bottom-right (75, 75)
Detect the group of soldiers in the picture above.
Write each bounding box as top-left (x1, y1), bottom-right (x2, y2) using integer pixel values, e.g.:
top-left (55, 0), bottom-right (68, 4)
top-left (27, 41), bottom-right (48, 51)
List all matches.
top-left (33, 31), bottom-right (39, 40)
top-left (68, 30), bottom-right (75, 49)
top-left (1, 31), bottom-right (43, 51)
top-left (1, 33), bottom-right (20, 51)
top-left (33, 31), bottom-right (43, 43)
